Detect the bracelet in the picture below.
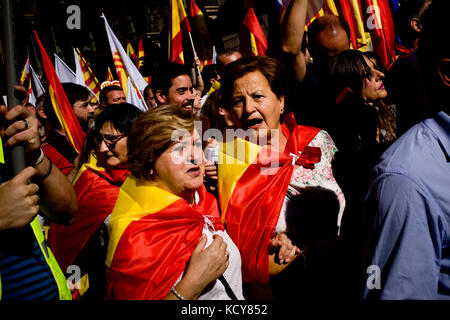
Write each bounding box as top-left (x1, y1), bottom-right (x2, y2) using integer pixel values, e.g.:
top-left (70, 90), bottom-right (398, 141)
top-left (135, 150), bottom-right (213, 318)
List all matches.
top-left (171, 286), bottom-right (186, 300)
top-left (38, 157), bottom-right (52, 182)
top-left (34, 148), bottom-right (45, 166)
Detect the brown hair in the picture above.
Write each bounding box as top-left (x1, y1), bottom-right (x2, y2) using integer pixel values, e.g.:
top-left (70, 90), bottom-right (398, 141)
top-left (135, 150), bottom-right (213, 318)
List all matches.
top-left (220, 56), bottom-right (287, 110)
top-left (127, 104), bottom-right (195, 181)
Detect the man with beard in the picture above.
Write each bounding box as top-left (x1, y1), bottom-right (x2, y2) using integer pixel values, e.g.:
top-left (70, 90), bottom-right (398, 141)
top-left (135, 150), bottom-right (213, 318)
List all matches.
top-left (152, 63), bottom-right (195, 114)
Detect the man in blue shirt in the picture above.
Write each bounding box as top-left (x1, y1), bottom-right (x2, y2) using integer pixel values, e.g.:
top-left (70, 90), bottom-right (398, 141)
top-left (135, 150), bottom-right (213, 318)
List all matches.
top-left (363, 0), bottom-right (450, 300)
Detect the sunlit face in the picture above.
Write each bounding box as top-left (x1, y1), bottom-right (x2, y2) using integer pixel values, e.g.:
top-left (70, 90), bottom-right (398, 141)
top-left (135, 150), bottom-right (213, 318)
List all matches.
top-left (166, 74), bottom-right (195, 113)
top-left (105, 90), bottom-right (126, 105)
top-left (230, 71), bottom-right (284, 144)
top-left (73, 97), bottom-right (95, 132)
top-left (97, 121), bottom-right (128, 169)
top-left (152, 130), bottom-right (204, 203)
top-left (361, 56), bottom-right (388, 102)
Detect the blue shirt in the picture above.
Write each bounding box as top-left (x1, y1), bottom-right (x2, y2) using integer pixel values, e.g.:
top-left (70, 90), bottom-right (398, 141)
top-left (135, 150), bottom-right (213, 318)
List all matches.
top-left (363, 111), bottom-right (450, 300)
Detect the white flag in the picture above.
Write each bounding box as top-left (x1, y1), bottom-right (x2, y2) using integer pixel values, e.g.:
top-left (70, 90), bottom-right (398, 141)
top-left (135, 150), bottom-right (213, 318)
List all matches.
top-left (126, 77), bottom-right (146, 111)
top-left (30, 65), bottom-right (46, 98)
top-left (54, 54), bottom-right (77, 84)
top-left (101, 14), bottom-right (147, 109)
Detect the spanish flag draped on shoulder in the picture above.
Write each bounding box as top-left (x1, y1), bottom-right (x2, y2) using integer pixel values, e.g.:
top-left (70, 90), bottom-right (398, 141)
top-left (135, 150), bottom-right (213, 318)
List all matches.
top-left (33, 31), bottom-right (85, 154)
top-left (218, 113), bottom-right (321, 284)
top-left (105, 176), bottom-right (222, 300)
top-left (101, 14), bottom-right (147, 112)
top-left (170, 0), bottom-right (191, 64)
top-left (243, 8), bottom-right (268, 56)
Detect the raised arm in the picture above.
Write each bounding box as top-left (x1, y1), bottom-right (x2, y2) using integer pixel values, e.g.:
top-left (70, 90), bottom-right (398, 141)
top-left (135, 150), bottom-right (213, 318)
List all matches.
top-left (281, 0), bottom-right (308, 82)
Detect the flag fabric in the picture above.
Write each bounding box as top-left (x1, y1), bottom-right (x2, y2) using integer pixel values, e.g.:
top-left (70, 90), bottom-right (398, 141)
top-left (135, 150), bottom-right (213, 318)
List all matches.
top-left (305, 0), bottom-right (325, 28)
top-left (54, 54), bottom-right (77, 84)
top-left (362, 0), bottom-right (396, 67)
top-left (243, 8), bottom-right (268, 57)
top-left (33, 30), bottom-right (85, 153)
top-left (137, 38), bottom-right (145, 69)
top-left (102, 15), bottom-right (147, 111)
top-left (74, 48), bottom-right (101, 101)
top-left (107, 67), bottom-right (115, 81)
top-left (339, 0), bottom-right (371, 51)
top-left (218, 113), bottom-right (321, 284)
top-left (189, 0), bottom-right (213, 63)
top-left (105, 176), bottom-right (222, 300)
top-left (126, 77), bottom-right (146, 110)
top-left (169, 0), bottom-right (192, 64)
top-left (126, 40), bottom-right (137, 62)
top-left (48, 153), bottom-right (128, 299)
top-left (30, 65), bottom-right (46, 99)
top-left (19, 57), bottom-right (37, 106)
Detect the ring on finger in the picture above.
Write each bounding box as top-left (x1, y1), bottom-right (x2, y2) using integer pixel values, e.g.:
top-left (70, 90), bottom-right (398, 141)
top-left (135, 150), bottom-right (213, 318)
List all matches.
top-left (23, 119), bottom-right (28, 130)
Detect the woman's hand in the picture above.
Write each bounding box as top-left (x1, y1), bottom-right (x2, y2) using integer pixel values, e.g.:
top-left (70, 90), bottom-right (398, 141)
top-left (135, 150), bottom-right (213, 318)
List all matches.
top-left (165, 234), bottom-right (229, 300)
top-left (269, 232), bottom-right (300, 264)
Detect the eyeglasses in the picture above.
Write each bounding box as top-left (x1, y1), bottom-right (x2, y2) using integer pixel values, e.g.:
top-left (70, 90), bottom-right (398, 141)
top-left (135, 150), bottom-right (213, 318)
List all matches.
top-left (95, 133), bottom-right (125, 150)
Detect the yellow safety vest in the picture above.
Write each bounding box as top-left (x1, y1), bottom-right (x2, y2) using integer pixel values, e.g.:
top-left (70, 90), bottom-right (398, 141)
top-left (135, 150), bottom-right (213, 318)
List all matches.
top-left (0, 217), bottom-right (72, 300)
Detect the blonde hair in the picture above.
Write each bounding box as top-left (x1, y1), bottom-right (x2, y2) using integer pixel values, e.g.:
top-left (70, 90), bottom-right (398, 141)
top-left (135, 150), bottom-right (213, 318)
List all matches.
top-left (127, 104), bottom-right (195, 181)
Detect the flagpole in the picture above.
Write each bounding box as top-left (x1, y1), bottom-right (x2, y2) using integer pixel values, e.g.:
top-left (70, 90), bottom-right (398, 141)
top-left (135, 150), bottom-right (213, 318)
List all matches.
top-left (188, 31), bottom-right (202, 77)
top-left (1, 0), bottom-right (26, 175)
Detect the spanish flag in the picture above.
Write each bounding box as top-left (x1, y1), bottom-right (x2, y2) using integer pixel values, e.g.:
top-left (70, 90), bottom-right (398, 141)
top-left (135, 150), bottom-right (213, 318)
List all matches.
top-left (138, 38), bottom-right (145, 69)
top-left (169, 0), bottom-right (191, 64)
top-left (362, 0), bottom-right (396, 67)
top-left (218, 113), bottom-right (321, 284)
top-left (126, 40), bottom-right (137, 62)
top-left (189, 0), bottom-right (213, 64)
top-left (48, 153), bottom-right (128, 299)
top-left (19, 57), bottom-right (37, 106)
top-left (243, 8), bottom-right (268, 56)
top-left (34, 31), bottom-right (85, 153)
top-left (105, 176), bottom-right (222, 300)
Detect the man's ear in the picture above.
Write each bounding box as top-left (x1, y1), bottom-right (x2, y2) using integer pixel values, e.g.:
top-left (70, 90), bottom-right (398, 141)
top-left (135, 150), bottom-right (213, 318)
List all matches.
top-left (155, 89), bottom-right (167, 105)
top-left (410, 17), bottom-right (423, 33)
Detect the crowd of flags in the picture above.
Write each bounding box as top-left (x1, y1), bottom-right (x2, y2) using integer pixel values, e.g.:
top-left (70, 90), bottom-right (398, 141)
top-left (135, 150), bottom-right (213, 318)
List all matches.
top-left (17, 0), bottom-right (400, 156)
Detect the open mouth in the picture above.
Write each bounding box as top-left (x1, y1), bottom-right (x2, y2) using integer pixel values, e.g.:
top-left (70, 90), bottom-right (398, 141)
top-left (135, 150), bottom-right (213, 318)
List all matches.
top-left (187, 166), bottom-right (201, 176)
top-left (245, 118), bottom-right (263, 129)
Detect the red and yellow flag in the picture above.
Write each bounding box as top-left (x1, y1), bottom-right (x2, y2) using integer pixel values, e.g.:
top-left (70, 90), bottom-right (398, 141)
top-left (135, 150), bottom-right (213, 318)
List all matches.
top-left (137, 38), bottom-right (145, 69)
top-left (218, 113), bottom-right (321, 284)
top-left (107, 67), bottom-right (115, 81)
top-left (105, 176), bottom-right (222, 300)
top-left (75, 48), bottom-right (101, 99)
top-left (169, 0), bottom-right (192, 64)
top-left (362, 0), bottom-right (396, 67)
top-left (34, 31), bottom-right (85, 153)
top-left (243, 8), bottom-right (268, 56)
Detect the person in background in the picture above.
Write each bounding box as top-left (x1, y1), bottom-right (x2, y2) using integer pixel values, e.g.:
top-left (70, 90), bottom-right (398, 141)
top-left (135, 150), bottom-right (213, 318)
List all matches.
top-left (0, 98), bottom-right (77, 300)
top-left (48, 103), bottom-right (141, 300)
top-left (363, 0), bottom-right (450, 300)
top-left (143, 84), bottom-right (157, 109)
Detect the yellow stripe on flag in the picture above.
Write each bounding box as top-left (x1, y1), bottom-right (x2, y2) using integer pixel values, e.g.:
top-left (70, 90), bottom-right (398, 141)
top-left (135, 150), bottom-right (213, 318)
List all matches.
top-left (0, 136), bottom-right (4, 164)
top-left (218, 138), bottom-right (261, 221)
top-left (106, 175), bottom-right (180, 267)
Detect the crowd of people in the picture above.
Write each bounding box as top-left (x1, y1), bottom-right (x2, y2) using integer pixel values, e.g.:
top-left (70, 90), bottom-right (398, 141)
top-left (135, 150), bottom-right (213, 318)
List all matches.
top-left (0, 0), bottom-right (448, 301)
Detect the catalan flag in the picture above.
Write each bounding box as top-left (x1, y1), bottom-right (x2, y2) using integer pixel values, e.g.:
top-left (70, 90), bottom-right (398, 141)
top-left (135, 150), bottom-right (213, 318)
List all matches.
top-left (243, 8), bottom-right (268, 56)
top-left (169, 0), bottom-right (191, 64)
top-left (105, 176), bottom-right (222, 299)
top-left (339, 0), bottom-right (371, 51)
top-left (33, 30), bottom-right (85, 153)
top-left (74, 48), bottom-right (101, 101)
top-left (102, 14), bottom-right (147, 111)
top-left (107, 67), bottom-right (115, 81)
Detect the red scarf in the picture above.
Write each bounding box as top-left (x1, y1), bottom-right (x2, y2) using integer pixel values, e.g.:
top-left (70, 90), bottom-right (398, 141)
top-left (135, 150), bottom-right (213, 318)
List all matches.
top-left (223, 113), bottom-right (321, 284)
top-left (48, 165), bottom-right (128, 273)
